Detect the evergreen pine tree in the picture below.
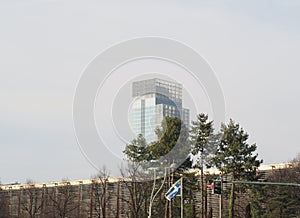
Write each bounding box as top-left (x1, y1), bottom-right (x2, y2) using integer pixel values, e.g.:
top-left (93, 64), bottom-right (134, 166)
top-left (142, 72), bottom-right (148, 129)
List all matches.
top-left (212, 119), bottom-right (262, 218)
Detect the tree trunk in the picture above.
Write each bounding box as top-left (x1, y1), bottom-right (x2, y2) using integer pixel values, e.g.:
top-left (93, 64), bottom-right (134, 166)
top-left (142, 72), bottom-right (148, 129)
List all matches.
top-left (200, 160), bottom-right (204, 218)
top-left (245, 203), bottom-right (251, 218)
top-left (169, 171), bottom-right (173, 218)
top-left (208, 207), bottom-right (213, 218)
top-left (165, 168), bottom-right (170, 218)
top-left (204, 179), bottom-right (207, 218)
top-left (229, 182), bottom-right (235, 218)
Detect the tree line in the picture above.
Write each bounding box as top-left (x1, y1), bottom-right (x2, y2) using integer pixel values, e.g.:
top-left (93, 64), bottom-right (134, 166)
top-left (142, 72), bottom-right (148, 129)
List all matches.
top-left (123, 113), bottom-right (300, 218)
top-left (1, 114), bottom-right (299, 217)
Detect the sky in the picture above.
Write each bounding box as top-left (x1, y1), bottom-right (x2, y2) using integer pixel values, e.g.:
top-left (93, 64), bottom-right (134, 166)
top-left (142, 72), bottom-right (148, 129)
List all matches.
top-left (1, 0), bottom-right (300, 184)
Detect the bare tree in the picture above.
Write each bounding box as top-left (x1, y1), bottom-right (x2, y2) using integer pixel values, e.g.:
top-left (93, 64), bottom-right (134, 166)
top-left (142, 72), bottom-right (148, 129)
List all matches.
top-left (292, 153), bottom-right (300, 163)
top-left (120, 162), bottom-right (151, 218)
top-left (91, 166), bottom-right (113, 218)
top-left (21, 180), bottom-right (44, 218)
top-left (50, 182), bottom-right (78, 218)
top-left (0, 189), bottom-right (10, 218)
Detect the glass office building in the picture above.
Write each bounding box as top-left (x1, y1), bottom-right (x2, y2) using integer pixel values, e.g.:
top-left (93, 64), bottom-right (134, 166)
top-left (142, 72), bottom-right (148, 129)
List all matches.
top-left (130, 78), bottom-right (190, 143)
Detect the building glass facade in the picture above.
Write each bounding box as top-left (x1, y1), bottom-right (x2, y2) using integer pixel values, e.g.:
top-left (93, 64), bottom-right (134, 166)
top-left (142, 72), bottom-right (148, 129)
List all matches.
top-left (130, 78), bottom-right (190, 143)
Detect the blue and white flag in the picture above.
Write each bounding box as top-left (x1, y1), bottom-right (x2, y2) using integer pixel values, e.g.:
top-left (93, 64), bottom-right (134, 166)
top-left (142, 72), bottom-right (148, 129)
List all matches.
top-left (165, 179), bottom-right (181, 201)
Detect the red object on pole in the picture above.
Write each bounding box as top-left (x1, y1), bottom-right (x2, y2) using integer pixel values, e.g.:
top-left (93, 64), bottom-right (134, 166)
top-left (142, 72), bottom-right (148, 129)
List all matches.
top-left (207, 183), bottom-right (214, 189)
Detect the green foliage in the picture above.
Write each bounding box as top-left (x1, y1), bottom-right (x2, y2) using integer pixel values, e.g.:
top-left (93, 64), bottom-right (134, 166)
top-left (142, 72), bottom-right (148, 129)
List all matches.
top-left (182, 174), bottom-right (198, 217)
top-left (250, 184), bottom-right (269, 217)
top-left (212, 119), bottom-right (262, 181)
top-left (190, 113), bottom-right (217, 217)
top-left (251, 184), bottom-right (300, 218)
top-left (123, 117), bottom-right (193, 217)
top-left (123, 134), bottom-right (150, 162)
top-left (150, 117), bottom-right (190, 160)
top-left (146, 117), bottom-right (192, 173)
top-left (124, 117), bottom-right (268, 218)
top-left (267, 186), bottom-right (298, 217)
top-left (250, 162), bottom-right (300, 217)
top-left (124, 117), bottom-right (190, 165)
top-left (190, 113), bottom-right (216, 168)
top-left (211, 119), bottom-right (262, 218)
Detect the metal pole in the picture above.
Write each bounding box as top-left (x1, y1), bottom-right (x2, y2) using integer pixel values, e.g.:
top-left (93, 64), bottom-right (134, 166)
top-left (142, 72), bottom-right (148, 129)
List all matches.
top-left (219, 178), bottom-right (223, 218)
top-left (148, 169), bottom-right (156, 218)
top-left (169, 170), bottom-right (173, 218)
top-left (232, 180), bottom-right (300, 187)
top-left (78, 182), bottom-right (82, 217)
top-left (219, 194), bottom-right (222, 218)
top-left (116, 180), bottom-right (120, 218)
top-left (181, 177), bottom-right (183, 218)
top-left (148, 168), bottom-right (167, 218)
top-left (204, 177), bottom-right (207, 218)
top-left (200, 152), bottom-right (204, 218)
top-left (90, 182), bottom-right (93, 218)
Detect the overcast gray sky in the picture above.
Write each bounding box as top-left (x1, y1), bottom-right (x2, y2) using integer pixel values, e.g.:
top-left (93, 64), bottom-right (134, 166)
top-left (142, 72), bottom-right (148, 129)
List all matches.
top-left (1, 0), bottom-right (300, 184)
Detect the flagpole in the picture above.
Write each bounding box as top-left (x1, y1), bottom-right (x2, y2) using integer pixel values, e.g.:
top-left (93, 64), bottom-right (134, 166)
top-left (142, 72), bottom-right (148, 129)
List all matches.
top-left (181, 176), bottom-right (183, 218)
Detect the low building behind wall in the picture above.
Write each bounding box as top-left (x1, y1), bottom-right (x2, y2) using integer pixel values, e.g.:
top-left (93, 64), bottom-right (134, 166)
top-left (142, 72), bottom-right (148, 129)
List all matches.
top-left (204, 162), bottom-right (298, 218)
top-left (0, 179), bottom-right (131, 218)
top-left (0, 163), bottom-right (296, 218)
